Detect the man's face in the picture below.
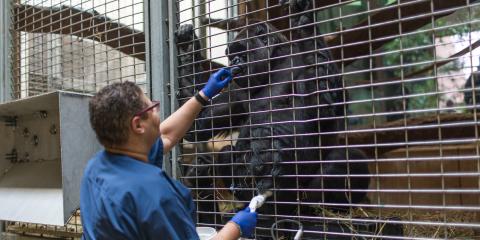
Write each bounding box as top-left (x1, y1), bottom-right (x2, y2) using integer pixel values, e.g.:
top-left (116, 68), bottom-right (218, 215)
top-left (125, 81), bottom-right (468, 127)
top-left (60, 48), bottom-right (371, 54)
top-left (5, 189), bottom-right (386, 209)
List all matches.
top-left (147, 98), bottom-right (161, 133)
top-left (139, 94), bottom-right (161, 143)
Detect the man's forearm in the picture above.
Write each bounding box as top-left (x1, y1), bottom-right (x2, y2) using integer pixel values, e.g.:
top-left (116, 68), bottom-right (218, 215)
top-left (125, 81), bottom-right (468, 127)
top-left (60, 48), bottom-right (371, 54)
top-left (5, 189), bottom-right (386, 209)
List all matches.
top-left (212, 222), bottom-right (241, 240)
top-left (160, 91), bottom-right (207, 152)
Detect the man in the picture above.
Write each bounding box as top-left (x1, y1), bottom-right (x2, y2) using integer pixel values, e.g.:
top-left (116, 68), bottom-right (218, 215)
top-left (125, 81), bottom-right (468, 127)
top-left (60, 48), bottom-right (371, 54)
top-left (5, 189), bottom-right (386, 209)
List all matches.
top-left (80, 68), bottom-right (257, 240)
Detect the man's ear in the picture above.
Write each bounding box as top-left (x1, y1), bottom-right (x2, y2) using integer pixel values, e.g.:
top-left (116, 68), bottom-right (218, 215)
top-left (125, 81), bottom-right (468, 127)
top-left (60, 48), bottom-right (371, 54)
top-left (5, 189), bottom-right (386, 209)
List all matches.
top-left (130, 116), bottom-right (145, 134)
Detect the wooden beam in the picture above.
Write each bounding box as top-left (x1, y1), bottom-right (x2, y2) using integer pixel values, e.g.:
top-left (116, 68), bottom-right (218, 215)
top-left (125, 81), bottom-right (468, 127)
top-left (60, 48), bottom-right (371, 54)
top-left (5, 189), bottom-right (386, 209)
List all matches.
top-left (14, 4), bottom-right (145, 61)
top-left (340, 113), bottom-right (480, 157)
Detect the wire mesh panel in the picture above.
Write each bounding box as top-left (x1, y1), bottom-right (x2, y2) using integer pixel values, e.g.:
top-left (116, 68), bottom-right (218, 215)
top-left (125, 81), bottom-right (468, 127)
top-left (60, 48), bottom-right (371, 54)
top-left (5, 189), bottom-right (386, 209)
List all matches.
top-left (6, 0), bottom-right (145, 238)
top-left (175, 0), bottom-right (480, 239)
top-left (10, 0), bottom-right (145, 99)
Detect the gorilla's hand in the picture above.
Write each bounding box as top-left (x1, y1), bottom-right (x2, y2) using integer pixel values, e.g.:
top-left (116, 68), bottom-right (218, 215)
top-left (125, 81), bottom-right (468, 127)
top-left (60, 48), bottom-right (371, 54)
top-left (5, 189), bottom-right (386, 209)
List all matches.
top-left (279, 0), bottom-right (313, 27)
top-left (176, 24), bottom-right (202, 66)
top-left (279, 0), bottom-right (311, 11)
top-left (176, 24), bottom-right (195, 44)
top-left (293, 0), bottom-right (313, 26)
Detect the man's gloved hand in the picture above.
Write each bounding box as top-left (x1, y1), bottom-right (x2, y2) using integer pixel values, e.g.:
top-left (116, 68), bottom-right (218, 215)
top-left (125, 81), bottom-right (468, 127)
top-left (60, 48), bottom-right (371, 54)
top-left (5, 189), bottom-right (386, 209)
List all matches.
top-left (230, 207), bottom-right (258, 238)
top-left (201, 68), bottom-right (233, 99)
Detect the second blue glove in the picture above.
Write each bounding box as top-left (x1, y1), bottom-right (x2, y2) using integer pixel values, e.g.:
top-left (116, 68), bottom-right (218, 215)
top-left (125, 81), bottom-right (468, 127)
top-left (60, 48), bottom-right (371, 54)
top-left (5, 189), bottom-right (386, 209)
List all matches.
top-left (201, 68), bottom-right (233, 99)
top-left (230, 207), bottom-right (258, 238)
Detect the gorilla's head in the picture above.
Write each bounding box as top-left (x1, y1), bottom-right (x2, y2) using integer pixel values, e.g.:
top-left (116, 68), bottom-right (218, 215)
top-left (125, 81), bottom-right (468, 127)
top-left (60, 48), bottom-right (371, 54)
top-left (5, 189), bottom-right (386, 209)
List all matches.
top-left (226, 21), bottom-right (288, 89)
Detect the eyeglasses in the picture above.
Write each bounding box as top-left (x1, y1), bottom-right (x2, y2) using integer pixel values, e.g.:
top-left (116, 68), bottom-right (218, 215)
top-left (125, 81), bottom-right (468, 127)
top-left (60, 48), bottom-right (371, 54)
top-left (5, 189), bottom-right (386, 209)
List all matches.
top-left (134, 101), bottom-right (160, 117)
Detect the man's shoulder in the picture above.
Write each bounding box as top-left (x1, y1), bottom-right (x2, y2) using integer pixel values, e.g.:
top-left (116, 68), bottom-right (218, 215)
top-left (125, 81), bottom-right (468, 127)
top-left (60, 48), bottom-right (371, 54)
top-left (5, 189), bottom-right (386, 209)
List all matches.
top-left (82, 150), bottom-right (185, 202)
top-left (82, 151), bottom-right (105, 180)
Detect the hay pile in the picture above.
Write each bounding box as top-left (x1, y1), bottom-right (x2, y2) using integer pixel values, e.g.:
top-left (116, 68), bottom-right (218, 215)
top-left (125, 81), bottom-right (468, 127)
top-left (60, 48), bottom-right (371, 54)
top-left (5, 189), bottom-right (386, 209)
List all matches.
top-left (313, 207), bottom-right (479, 239)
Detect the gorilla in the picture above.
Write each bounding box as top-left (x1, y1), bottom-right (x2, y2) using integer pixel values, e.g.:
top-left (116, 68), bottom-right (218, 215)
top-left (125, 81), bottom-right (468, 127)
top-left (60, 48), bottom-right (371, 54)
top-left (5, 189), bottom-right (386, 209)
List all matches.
top-left (175, 1), bottom-right (371, 237)
top-left (176, 0), bottom-right (344, 143)
top-left (177, 20), bottom-right (369, 200)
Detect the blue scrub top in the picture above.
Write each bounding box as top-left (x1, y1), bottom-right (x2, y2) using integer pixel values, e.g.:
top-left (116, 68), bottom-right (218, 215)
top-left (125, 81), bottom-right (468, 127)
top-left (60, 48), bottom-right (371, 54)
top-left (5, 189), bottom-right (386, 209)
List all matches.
top-left (80, 138), bottom-right (200, 240)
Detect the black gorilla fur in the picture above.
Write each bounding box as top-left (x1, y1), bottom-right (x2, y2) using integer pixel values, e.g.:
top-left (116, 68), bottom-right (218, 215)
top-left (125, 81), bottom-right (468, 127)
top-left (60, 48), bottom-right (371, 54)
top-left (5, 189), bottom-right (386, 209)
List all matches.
top-left (176, 1), bottom-right (371, 235)
top-left (177, 21), bottom-right (369, 198)
top-left (306, 148), bottom-right (371, 207)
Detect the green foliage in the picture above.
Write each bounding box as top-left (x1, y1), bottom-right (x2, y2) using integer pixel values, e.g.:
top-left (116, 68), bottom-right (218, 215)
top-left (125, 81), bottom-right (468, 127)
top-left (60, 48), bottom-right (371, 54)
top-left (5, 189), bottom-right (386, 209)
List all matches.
top-left (317, 1), bottom-right (476, 125)
top-left (380, 13), bottom-right (473, 113)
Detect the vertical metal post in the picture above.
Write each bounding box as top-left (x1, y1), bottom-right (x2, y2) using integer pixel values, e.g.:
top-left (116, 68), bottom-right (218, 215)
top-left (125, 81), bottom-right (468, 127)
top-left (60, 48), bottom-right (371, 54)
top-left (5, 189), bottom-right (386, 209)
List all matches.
top-left (144, 0), bottom-right (178, 177)
top-left (0, 221), bottom-right (4, 237)
top-left (0, 1), bottom-right (11, 234)
top-left (0, 0), bottom-right (12, 103)
top-left (0, 0), bottom-right (5, 103)
top-left (167, 0), bottom-right (179, 179)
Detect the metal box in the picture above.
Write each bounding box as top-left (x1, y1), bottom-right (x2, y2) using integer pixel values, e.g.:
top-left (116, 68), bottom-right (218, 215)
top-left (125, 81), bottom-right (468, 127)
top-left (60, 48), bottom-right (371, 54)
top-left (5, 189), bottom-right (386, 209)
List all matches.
top-left (0, 91), bottom-right (101, 225)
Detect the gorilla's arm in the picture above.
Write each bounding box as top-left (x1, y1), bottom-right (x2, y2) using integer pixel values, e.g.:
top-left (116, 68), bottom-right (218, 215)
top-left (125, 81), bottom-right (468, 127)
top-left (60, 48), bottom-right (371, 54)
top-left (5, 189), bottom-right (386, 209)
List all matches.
top-left (177, 24), bottom-right (216, 103)
top-left (200, 17), bottom-right (247, 31)
top-left (288, 0), bottom-right (345, 137)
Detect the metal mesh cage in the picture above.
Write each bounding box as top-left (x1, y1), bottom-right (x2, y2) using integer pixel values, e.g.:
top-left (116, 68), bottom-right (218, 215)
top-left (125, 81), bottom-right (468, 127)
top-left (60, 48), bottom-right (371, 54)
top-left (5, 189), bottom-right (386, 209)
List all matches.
top-left (6, 0), bottom-right (145, 238)
top-left (175, 0), bottom-right (480, 239)
top-left (3, 0), bottom-right (480, 239)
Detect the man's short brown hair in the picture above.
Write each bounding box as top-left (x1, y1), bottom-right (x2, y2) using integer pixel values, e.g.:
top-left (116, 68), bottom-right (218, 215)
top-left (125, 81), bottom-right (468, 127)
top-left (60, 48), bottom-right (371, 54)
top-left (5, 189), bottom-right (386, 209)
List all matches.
top-left (89, 82), bottom-right (147, 146)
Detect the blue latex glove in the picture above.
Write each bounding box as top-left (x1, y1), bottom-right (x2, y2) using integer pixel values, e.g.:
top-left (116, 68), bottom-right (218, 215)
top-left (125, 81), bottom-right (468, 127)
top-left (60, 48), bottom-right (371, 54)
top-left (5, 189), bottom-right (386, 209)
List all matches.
top-left (201, 68), bottom-right (233, 99)
top-left (230, 207), bottom-right (258, 238)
